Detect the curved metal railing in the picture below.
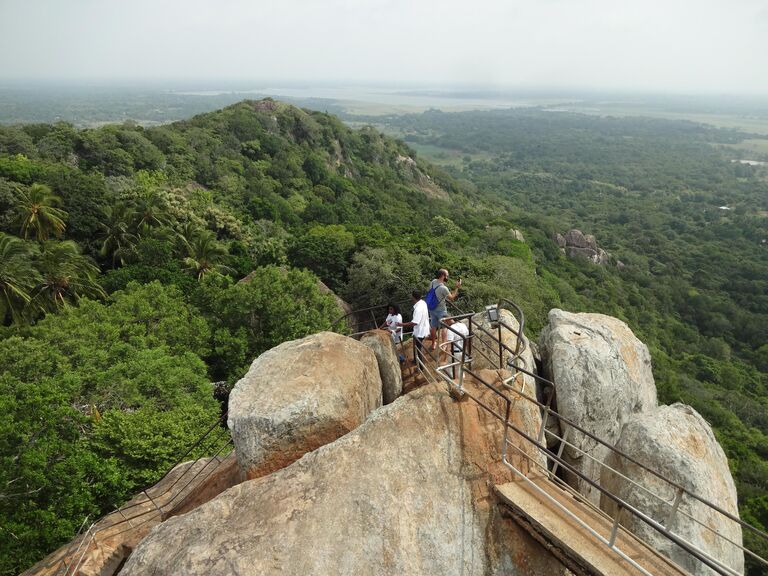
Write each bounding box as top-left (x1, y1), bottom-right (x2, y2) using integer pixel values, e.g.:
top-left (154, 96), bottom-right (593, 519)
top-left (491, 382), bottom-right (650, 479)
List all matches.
top-left (432, 301), bottom-right (768, 576)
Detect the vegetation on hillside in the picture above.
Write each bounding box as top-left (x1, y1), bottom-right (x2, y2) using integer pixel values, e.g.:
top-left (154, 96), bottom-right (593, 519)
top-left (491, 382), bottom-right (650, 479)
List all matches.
top-left (371, 107), bottom-right (768, 572)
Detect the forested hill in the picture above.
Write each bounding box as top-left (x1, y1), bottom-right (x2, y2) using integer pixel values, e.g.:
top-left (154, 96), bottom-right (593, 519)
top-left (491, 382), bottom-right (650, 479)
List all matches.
top-left (0, 100), bottom-right (766, 574)
top-left (0, 99), bottom-right (548, 575)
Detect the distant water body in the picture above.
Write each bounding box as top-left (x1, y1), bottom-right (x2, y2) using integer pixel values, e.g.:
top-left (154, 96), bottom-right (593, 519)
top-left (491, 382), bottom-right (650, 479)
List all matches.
top-left (173, 85), bottom-right (563, 111)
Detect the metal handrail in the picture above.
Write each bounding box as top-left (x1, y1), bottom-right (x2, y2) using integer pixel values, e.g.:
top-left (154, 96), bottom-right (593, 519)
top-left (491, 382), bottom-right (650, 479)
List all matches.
top-left (332, 299), bottom-right (412, 339)
top-left (432, 306), bottom-right (768, 576)
top-left (51, 412), bottom-right (233, 576)
top-left (469, 303), bottom-right (767, 541)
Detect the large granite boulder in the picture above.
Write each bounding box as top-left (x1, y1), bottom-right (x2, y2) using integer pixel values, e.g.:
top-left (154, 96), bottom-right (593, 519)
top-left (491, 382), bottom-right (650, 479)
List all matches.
top-left (601, 404), bottom-right (743, 575)
top-left (470, 309), bottom-right (554, 446)
top-left (539, 309), bottom-right (657, 504)
top-left (557, 229), bottom-right (610, 265)
top-left (360, 329), bottom-right (403, 404)
top-left (471, 309), bottom-right (536, 379)
top-left (122, 383), bottom-right (570, 576)
top-left (228, 332), bottom-right (382, 479)
top-left (564, 229), bottom-right (589, 249)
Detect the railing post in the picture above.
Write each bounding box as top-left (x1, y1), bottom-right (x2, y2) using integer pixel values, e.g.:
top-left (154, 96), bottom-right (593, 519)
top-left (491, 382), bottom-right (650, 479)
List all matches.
top-left (608, 505), bottom-right (623, 548)
top-left (666, 487), bottom-right (685, 528)
top-left (501, 398), bottom-right (511, 464)
top-left (550, 426), bottom-right (569, 478)
top-left (497, 321), bottom-right (503, 370)
top-left (538, 405), bottom-right (549, 446)
top-left (458, 336), bottom-right (466, 393)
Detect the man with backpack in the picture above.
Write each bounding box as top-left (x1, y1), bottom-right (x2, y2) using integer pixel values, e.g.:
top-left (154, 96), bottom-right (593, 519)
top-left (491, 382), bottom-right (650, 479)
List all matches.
top-left (425, 269), bottom-right (461, 351)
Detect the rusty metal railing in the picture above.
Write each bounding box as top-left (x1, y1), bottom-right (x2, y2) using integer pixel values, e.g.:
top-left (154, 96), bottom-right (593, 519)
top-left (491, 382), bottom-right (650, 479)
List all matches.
top-left (433, 301), bottom-right (768, 576)
top-left (46, 412), bottom-right (233, 576)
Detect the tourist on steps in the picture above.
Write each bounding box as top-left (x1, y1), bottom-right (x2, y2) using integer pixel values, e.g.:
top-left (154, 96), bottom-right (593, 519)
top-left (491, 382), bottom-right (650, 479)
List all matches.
top-left (440, 317), bottom-right (470, 378)
top-left (427, 269), bottom-right (461, 351)
top-left (398, 291), bottom-right (430, 366)
top-left (380, 303), bottom-right (406, 363)
top-left (380, 303), bottom-right (403, 344)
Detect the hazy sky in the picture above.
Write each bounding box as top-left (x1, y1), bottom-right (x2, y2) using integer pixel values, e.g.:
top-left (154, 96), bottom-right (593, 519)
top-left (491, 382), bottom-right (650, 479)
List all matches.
top-left (1, 0), bottom-right (767, 94)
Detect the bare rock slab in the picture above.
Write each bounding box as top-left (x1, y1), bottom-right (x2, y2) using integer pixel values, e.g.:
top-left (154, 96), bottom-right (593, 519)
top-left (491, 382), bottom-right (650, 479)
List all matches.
top-left (539, 309), bottom-right (657, 505)
top-left (601, 404), bottom-right (743, 575)
top-left (227, 331), bottom-right (382, 479)
top-left (471, 308), bottom-right (536, 376)
top-left (360, 329), bottom-right (403, 404)
top-left (123, 384), bottom-right (571, 576)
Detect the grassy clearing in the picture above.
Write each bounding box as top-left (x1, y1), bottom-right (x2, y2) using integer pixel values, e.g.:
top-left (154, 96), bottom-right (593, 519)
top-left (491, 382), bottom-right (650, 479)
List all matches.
top-left (407, 142), bottom-right (493, 167)
top-left (725, 138), bottom-right (768, 158)
top-left (565, 105), bottom-right (768, 136)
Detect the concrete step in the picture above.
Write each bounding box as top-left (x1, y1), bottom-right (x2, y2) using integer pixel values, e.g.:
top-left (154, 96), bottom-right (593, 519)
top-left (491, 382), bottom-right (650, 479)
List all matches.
top-left (495, 477), bottom-right (690, 576)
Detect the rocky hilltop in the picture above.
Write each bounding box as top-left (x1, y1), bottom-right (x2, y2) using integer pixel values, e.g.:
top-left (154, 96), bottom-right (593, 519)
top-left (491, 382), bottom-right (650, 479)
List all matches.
top-left (123, 331), bottom-right (568, 576)
top-left (28, 312), bottom-right (745, 576)
top-left (554, 229), bottom-right (615, 266)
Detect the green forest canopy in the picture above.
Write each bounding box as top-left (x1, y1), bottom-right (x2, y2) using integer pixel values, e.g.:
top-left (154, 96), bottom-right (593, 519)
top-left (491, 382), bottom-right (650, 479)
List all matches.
top-left (0, 100), bottom-right (766, 574)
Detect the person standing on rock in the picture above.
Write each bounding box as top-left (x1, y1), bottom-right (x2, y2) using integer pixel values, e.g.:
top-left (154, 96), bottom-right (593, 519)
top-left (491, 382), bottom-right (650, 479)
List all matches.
top-left (440, 317), bottom-right (470, 376)
top-left (380, 303), bottom-right (405, 363)
top-left (398, 290), bottom-right (430, 365)
top-left (426, 269), bottom-right (461, 351)
top-left (380, 303), bottom-right (403, 344)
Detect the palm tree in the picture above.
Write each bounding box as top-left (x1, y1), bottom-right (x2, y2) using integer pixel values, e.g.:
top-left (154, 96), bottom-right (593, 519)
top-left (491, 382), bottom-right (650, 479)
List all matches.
top-left (99, 203), bottom-right (138, 266)
top-left (134, 189), bottom-right (169, 231)
top-left (33, 241), bottom-right (106, 311)
top-left (0, 233), bottom-right (40, 324)
top-left (16, 183), bottom-right (68, 241)
top-left (183, 230), bottom-right (233, 280)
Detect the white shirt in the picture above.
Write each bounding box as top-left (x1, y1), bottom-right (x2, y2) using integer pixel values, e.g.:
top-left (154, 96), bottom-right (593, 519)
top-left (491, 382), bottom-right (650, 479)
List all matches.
top-left (384, 313), bottom-right (403, 342)
top-left (446, 321), bottom-right (469, 350)
top-left (411, 299), bottom-right (430, 339)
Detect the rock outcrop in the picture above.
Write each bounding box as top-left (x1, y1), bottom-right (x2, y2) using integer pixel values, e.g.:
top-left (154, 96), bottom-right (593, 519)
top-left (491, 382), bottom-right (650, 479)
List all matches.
top-left (360, 329), bottom-right (403, 404)
top-left (555, 229), bottom-right (610, 265)
top-left (468, 310), bottom-right (555, 446)
top-left (317, 278), bottom-right (354, 318)
top-left (22, 454), bottom-right (241, 576)
top-left (227, 332), bottom-right (383, 479)
top-left (122, 381), bottom-right (569, 576)
top-left (539, 309), bottom-right (657, 505)
top-left (601, 404), bottom-right (744, 575)
top-left (471, 308), bottom-right (536, 378)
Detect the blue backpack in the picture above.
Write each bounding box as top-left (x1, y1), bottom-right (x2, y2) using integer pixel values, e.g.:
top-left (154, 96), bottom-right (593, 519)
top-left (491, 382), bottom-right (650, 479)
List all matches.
top-left (425, 285), bottom-right (440, 310)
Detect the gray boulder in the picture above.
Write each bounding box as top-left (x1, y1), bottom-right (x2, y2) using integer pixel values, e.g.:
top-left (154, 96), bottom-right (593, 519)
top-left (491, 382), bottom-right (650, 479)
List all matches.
top-left (539, 309), bottom-right (657, 505)
top-left (122, 383), bottom-right (570, 576)
top-left (360, 329), bottom-right (403, 404)
top-left (564, 229), bottom-right (588, 248)
top-left (601, 404), bottom-right (743, 576)
top-left (471, 308), bottom-right (535, 377)
top-left (228, 332), bottom-right (382, 479)
top-left (559, 230), bottom-right (612, 266)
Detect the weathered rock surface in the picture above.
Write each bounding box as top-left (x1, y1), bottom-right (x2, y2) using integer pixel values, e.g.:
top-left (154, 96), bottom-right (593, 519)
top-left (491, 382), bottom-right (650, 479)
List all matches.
top-left (555, 229), bottom-right (610, 265)
top-left (228, 332), bottom-right (382, 479)
top-left (122, 383), bottom-right (570, 576)
top-left (539, 309), bottom-right (657, 505)
top-left (601, 404), bottom-right (743, 576)
top-left (317, 278), bottom-right (354, 317)
top-left (471, 308), bottom-right (536, 378)
top-left (360, 329), bottom-right (403, 404)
